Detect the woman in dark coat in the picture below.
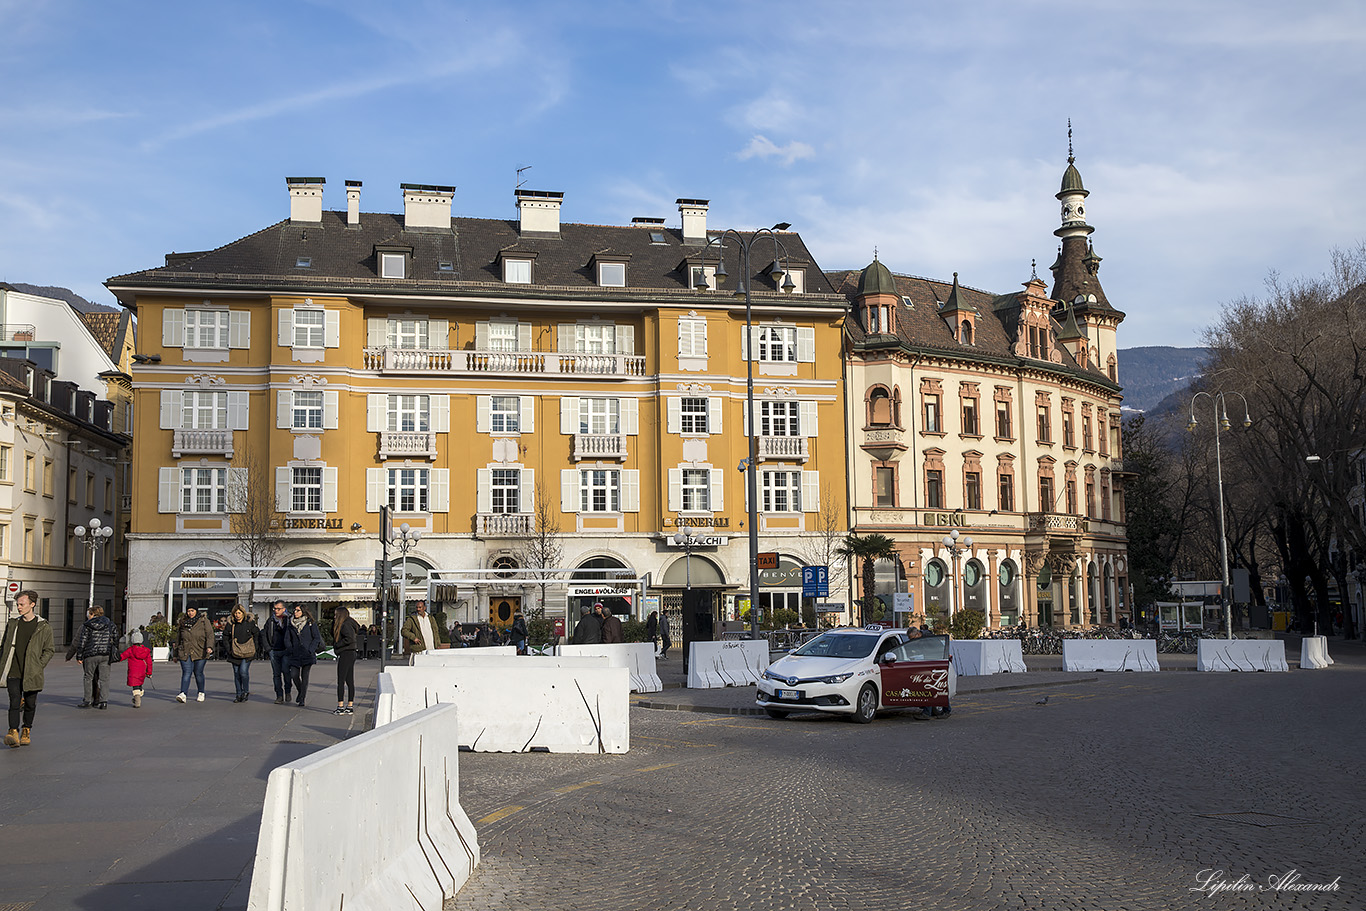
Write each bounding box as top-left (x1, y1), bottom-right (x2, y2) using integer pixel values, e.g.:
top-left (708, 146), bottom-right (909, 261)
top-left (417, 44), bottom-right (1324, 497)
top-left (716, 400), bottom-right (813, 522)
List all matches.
top-left (332, 607), bottom-right (360, 715)
top-left (224, 605), bottom-right (260, 703)
top-left (173, 606), bottom-right (214, 703)
top-left (284, 605), bottom-right (322, 707)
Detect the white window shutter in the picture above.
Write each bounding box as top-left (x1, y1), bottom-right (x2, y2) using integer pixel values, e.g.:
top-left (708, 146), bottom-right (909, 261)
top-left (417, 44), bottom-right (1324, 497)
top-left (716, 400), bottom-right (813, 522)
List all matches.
top-left (160, 391), bottom-right (182, 429)
top-left (622, 469), bottom-right (640, 512)
top-left (799, 401), bottom-right (819, 437)
top-left (517, 322), bottom-right (532, 352)
top-left (678, 319), bottom-right (692, 358)
top-left (739, 324), bottom-right (748, 361)
top-left (622, 399), bottom-right (638, 435)
top-left (743, 400), bottom-right (750, 437)
top-left (428, 318), bottom-right (448, 350)
top-left (229, 311), bottom-right (251, 349)
top-left (520, 396), bottom-right (535, 433)
top-left (226, 467), bottom-right (248, 512)
top-left (324, 311), bottom-right (340, 348)
top-left (227, 392), bottom-right (249, 431)
top-left (475, 321), bottom-right (489, 350)
top-left (520, 469), bottom-right (534, 513)
top-left (615, 324), bottom-right (635, 355)
top-left (322, 467), bottom-right (339, 513)
top-left (278, 309), bottom-right (295, 347)
top-left (711, 469), bottom-right (725, 511)
top-left (476, 469), bottom-right (492, 514)
top-left (430, 469), bottom-right (449, 513)
top-left (158, 467), bottom-right (179, 513)
top-left (366, 468), bottom-right (385, 512)
top-left (322, 390), bottom-right (339, 429)
top-left (668, 469), bottom-right (682, 512)
top-left (667, 397), bottom-right (681, 434)
top-left (708, 397), bottom-right (723, 433)
top-left (276, 390), bottom-right (293, 429)
top-left (802, 470), bottom-right (820, 513)
top-left (163, 309), bottom-right (186, 348)
top-left (431, 395), bottom-right (450, 433)
top-left (476, 396), bottom-right (491, 434)
top-left (366, 318), bottom-right (386, 347)
top-left (367, 394), bottom-right (386, 433)
top-left (561, 469), bottom-right (578, 512)
top-left (560, 397), bottom-right (579, 436)
top-left (557, 324), bottom-right (572, 352)
top-left (276, 466), bottom-right (292, 511)
top-left (696, 319), bottom-right (708, 355)
top-left (797, 327), bottom-right (816, 362)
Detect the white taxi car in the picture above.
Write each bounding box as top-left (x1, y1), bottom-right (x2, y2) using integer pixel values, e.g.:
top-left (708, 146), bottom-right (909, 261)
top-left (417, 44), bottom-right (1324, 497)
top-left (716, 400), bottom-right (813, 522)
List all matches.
top-left (755, 626), bottom-right (956, 723)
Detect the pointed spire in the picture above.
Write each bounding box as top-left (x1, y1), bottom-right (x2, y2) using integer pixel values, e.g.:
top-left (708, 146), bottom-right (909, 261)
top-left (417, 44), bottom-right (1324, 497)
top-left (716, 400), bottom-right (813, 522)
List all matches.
top-left (940, 272), bottom-right (969, 315)
top-left (1083, 241), bottom-right (1103, 276)
top-left (1058, 301), bottom-right (1086, 341)
top-left (1068, 118), bottom-right (1074, 165)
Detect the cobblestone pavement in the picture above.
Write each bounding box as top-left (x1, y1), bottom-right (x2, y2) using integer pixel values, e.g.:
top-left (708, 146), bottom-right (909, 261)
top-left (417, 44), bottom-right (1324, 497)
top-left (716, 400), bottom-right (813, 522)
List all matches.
top-left (449, 651), bottom-right (1366, 911)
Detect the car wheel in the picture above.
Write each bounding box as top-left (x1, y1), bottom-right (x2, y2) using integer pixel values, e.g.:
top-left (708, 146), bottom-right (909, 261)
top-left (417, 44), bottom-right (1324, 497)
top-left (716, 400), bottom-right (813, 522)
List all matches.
top-left (850, 683), bottom-right (877, 724)
top-left (765, 708), bottom-right (789, 720)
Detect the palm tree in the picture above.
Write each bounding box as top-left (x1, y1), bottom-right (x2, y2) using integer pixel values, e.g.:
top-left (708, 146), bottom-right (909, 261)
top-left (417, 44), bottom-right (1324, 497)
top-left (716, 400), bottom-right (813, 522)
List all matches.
top-left (836, 533), bottom-right (898, 624)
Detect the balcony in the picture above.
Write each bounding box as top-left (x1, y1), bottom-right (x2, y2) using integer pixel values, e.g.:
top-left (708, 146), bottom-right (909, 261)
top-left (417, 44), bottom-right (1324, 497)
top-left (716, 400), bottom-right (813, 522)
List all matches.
top-left (859, 426), bottom-right (907, 460)
top-left (172, 428), bottom-right (234, 458)
top-left (756, 435), bottom-right (809, 462)
top-left (1, 324), bottom-right (36, 342)
top-left (1026, 512), bottom-right (1088, 537)
top-left (363, 347), bottom-right (646, 379)
top-left (477, 513), bottom-right (533, 536)
top-left (573, 433), bottom-right (628, 461)
top-left (378, 430), bottom-right (439, 460)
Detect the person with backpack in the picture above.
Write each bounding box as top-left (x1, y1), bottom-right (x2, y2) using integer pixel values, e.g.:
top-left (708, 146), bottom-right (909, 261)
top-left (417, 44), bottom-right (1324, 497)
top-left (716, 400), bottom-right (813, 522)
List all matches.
top-left (224, 605), bottom-right (260, 703)
top-left (69, 606), bottom-right (118, 710)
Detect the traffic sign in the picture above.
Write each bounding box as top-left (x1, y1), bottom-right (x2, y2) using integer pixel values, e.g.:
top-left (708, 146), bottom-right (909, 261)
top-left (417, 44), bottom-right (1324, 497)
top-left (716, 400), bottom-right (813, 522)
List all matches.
top-left (801, 566), bottom-right (829, 598)
top-left (756, 552), bottom-right (779, 570)
top-left (5, 581), bottom-right (20, 599)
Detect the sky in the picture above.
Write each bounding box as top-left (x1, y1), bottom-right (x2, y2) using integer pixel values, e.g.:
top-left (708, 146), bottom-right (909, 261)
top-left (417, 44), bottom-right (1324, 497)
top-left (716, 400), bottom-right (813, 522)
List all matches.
top-left (3, 0), bottom-right (1365, 349)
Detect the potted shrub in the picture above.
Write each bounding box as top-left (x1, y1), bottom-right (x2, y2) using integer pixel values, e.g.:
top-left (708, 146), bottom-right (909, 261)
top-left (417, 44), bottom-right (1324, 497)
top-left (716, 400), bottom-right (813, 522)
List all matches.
top-left (146, 621), bottom-right (174, 661)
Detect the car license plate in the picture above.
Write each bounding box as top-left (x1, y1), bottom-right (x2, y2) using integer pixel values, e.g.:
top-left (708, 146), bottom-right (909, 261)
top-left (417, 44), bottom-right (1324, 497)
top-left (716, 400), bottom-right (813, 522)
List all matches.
top-left (777, 689), bottom-right (801, 700)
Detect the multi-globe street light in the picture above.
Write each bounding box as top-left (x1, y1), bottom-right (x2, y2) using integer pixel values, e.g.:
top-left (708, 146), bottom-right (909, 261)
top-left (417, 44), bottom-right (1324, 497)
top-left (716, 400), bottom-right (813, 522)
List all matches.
top-left (1188, 390), bottom-right (1251, 640)
top-left (941, 528), bottom-right (974, 621)
top-left (72, 517), bottom-right (116, 616)
top-left (394, 522), bottom-right (422, 652)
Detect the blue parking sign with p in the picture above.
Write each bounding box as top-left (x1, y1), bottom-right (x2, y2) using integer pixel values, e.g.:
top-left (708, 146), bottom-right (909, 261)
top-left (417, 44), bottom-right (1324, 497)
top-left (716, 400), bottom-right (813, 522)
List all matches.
top-left (802, 566), bottom-right (829, 597)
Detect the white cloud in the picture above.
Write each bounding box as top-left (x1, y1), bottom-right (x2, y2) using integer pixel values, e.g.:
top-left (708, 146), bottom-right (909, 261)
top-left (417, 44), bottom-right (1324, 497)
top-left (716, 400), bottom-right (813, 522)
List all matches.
top-left (737, 135), bottom-right (814, 166)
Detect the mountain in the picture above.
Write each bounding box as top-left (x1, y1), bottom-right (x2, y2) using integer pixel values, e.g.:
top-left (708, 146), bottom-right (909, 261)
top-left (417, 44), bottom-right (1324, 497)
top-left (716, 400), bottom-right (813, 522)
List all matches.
top-left (1118, 346), bottom-right (1211, 412)
top-left (5, 283), bottom-right (119, 314)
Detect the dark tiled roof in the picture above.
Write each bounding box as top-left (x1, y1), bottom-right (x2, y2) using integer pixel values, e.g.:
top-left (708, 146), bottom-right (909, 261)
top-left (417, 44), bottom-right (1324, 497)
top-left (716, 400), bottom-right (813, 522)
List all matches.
top-left (106, 212), bottom-right (841, 305)
top-left (80, 311), bottom-right (128, 360)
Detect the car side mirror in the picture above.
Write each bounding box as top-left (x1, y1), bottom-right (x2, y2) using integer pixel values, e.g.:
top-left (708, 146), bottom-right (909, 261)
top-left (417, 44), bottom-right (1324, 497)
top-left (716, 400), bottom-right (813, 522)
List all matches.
top-left (879, 653), bottom-right (897, 665)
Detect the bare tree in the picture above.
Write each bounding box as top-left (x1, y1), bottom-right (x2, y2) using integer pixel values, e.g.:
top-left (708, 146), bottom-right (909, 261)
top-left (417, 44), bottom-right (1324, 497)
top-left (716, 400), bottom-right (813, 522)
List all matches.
top-left (226, 446), bottom-right (285, 608)
top-left (514, 480), bottom-right (564, 615)
top-left (796, 483), bottom-right (849, 625)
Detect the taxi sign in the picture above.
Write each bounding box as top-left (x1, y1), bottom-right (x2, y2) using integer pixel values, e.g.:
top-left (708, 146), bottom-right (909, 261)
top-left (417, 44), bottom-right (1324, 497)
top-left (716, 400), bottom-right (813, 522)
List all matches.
top-left (756, 552), bottom-right (779, 570)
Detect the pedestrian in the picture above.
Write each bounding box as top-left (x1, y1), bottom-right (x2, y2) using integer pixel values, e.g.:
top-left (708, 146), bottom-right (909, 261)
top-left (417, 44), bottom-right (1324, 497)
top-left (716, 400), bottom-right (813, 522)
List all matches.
top-left (263, 601), bottom-right (292, 704)
top-left (400, 601), bottom-right (441, 658)
top-left (69, 605), bottom-right (118, 709)
top-left (119, 630), bottom-right (154, 707)
top-left (450, 619), bottom-right (464, 648)
top-left (509, 610), bottom-right (528, 654)
top-left (172, 605), bottom-right (214, 703)
top-left (570, 604), bottom-right (603, 644)
top-left (600, 603), bottom-right (624, 644)
top-left (658, 611), bottom-right (672, 659)
top-left (332, 606), bottom-right (359, 716)
top-left (225, 605), bottom-right (259, 703)
top-left (646, 610), bottom-right (659, 653)
top-left (3, 590), bottom-right (55, 747)
top-left (285, 604), bottom-right (322, 707)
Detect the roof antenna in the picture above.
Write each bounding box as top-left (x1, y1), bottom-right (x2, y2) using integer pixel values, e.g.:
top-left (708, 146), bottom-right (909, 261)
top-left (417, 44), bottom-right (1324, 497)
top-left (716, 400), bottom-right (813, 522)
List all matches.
top-left (516, 165), bottom-right (532, 191)
top-left (515, 165), bottom-right (532, 218)
top-left (1067, 119), bottom-right (1075, 165)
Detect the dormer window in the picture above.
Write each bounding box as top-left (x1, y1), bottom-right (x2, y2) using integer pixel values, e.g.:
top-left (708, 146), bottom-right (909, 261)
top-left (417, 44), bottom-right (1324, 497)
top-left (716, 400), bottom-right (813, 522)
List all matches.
top-left (960, 320), bottom-right (974, 345)
top-left (504, 259), bottom-right (532, 283)
top-left (380, 253), bottom-right (406, 279)
top-left (597, 260), bottom-right (627, 287)
top-left (866, 302), bottom-right (893, 334)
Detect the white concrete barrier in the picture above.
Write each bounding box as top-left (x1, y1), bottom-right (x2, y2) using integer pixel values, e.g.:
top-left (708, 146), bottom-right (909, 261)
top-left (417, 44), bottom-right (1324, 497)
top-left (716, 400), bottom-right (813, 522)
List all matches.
top-left (247, 702), bottom-right (478, 911)
top-left (1300, 636), bottom-right (1334, 669)
top-left (378, 662), bottom-right (628, 753)
top-left (686, 639), bottom-right (769, 688)
top-left (1197, 639), bottom-right (1289, 672)
top-left (414, 645), bottom-right (515, 661)
top-left (950, 640), bottom-right (1027, 675)
top-left (556, 643), bottom-right (662, 692)
top-left (1062, 639), bottom-right (1161, 672)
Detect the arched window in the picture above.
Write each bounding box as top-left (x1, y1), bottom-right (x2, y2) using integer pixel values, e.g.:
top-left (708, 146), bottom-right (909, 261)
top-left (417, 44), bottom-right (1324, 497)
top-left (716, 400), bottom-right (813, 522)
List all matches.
top-left (960, 320), bottom-right (973, 345)
top-left (868, 386), bottom-right (893, 426)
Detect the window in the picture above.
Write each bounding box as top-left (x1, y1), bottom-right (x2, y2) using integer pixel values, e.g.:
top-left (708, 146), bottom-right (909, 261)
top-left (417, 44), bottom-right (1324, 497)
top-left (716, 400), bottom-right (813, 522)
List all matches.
top-left (597, 262), bottom-right (626, 287)
top-left (1037, 405), bottom-right (1052, 443)
top-left (576, 324), bottom-right (616, 354)
top-left (105, 478), bottom-right (114, 512)
top-left (679, 318), bottom-right (707, 358)
top-left (24, 454), bottom-right (35, 491)
top-left (387, 468), bottom-right (429, 512)
top-left (292, 467), bottom-right (324, 512)
top-left (875, 466), bottom-right (896, 507)
top-left (867, 302), bottom-right (891, 333)
top-left (579, 398), bottom-right (620, 435)
top-left (962, 398), bottom-right (979, 436)
top-left (1065, 478), bottom-right (1077, 514)
top-left (0, 525), bottom-right (6, 560)
top-left (680, 398), bottom-right (708, 434)
top-left (1063, 411), bottom-right (1075, 448)
top-left (387, 319), bottom-right (429, 349)
top-left (869, 388), bottom-right (893, 426)
top-left (0, 445), bottom-right (9, 481)
top-left (181, 468), bottom-right (227, 513)
top-left (926, 469), bottom-right (943, 509)
top-left (1082, 414), bottom-right (1093, 452)
top-left (386, 394), bottom-right (430, 432)
top-left (1086, 479), bottom-right (1096, 517)
top-left (999, 474), bottom-right (1014, 512)
top-left (85, 472), bottom-right (95, 508)
top-left (490, 396), bottom-right (520, 434)
top-left (380, 252), bottom-right (406, 279)
top-left (185, 310), bottom-right (229, 348)
top-left (487, 322), bottom-right (519, 353)
top-left (760, 401), bottom-right (799, 437)
top-left (504, 259), bottom-right (532, 284)
top-left (682, 468), bottom-right (711, 511)
top-left (762, 471), bottom-right (801, 512)
top-left (292, 391), bottom-right (324, 430)
top-left (960, 320), bottom-right (974, 345)
top-left (293, 309), bottom-right (325, 348)
top-left (43, 459), bottom-right (53, 496)
top-left (996, 401), bottom-right (1012, 440)
top-left (1040, 476), bottom-right (1055, 512)
top-left (924, 395), bottom-right (941, 433)
top-left (68, 468), bottom-right (77, 503)
top-left (183, 391), bottom-right (228, 429)
top-left (1099, 416), bottom-right (1110, 456)
top-left (491, 469), bottom-right (520, 514)
top-left (580, 469), bottom-right (620, 512)
top-left (965, 471), bottom-right (982, 510)
top-left (756, 326), bottom-right (796, 362)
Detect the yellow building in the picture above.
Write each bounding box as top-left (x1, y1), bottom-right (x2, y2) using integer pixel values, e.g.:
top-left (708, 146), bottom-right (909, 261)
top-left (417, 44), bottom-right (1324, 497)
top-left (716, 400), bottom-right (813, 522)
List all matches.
top-left (108, 180), bottom-right (848, 634)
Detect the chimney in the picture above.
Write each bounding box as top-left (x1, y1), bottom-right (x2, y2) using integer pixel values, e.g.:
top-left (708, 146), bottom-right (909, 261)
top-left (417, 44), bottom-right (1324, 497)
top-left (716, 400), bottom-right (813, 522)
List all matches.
top-left (677, 198), bottom-right (709, 243)
top-left (287, 177), bottom-right (325, 223)
top-left (346, 180), bottom-right (362, 226)
top-left (402, 183), bottom-right (456, 231)
top-left (516, 190), bottom-right (564, 236)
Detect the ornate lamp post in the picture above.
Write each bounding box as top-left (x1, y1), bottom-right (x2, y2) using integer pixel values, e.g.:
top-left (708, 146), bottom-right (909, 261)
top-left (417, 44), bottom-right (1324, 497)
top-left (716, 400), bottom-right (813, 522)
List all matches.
top-left (393, 522), bottom-right (422, 653)
top-left (697, 225), bottom-right (796, 639)
top-left (73, 517), bottom-right (116, 615)
top-left (672, 532), bottom-right (698, 592)
top-left (941, 528), bottom-right (974, 622)
top-left (1189, 390), bottom-right (1251, 639)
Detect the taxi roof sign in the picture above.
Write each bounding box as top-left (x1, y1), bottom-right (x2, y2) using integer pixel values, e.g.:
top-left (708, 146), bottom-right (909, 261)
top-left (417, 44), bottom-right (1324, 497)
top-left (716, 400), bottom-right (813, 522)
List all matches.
top-left (756, 552), bottom-right (779, 570)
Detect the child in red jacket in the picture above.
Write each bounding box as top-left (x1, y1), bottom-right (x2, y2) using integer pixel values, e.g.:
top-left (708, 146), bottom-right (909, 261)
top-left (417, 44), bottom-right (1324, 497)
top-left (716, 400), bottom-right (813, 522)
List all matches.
top-left (120, 631), bottom-right (154, 708)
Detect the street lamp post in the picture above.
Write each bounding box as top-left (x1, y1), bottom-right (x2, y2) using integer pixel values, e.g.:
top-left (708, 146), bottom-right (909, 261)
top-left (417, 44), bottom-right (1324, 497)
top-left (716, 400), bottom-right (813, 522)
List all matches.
top-left (1189, 390), bottom-right (1251, 640)
top-left (393, 522), bottom-right (421, 655)
top-left (941, 528), bottom-right (973, 623)
top-left (672, 532), bottom-right (697, 591)
top-left (698, 226), bottom-right (796, 640)
top-left (72, 517), bottom-right (116, 616)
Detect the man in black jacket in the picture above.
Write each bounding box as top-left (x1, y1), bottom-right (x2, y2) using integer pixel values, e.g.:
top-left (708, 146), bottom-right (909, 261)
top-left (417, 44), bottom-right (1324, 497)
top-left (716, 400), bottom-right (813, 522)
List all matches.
top-left (69, 606), bottom-right (117, 709)
top-left (570, 604), bottom-right (603, 644)
top-left (263, 601), bottom-right (292, 704)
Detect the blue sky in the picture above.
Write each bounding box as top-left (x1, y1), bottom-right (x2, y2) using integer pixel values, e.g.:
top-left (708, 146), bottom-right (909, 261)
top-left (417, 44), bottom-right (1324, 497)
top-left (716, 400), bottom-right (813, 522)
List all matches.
top-left (3, 0), bottom-right (1364, 348)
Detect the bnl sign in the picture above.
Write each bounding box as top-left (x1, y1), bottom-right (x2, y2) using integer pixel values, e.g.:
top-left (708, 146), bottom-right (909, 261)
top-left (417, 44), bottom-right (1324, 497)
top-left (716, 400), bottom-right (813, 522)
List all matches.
top-left (802, 566), bottom-right (829, 598)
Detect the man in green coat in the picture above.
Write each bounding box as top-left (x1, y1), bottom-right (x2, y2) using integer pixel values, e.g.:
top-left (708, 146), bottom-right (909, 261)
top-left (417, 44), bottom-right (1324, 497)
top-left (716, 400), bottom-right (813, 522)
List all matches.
top-left (3, 591), bottom-right (55, 747)
top-left (400, 601), bottom-right (441, 658)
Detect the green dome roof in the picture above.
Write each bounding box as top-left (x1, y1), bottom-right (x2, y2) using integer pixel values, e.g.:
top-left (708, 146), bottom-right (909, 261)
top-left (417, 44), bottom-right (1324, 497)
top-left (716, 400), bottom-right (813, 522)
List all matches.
top-left (857, 258), bottom-right (897, 296)
top-left (1060, 161), bottom-right (1087, 196)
